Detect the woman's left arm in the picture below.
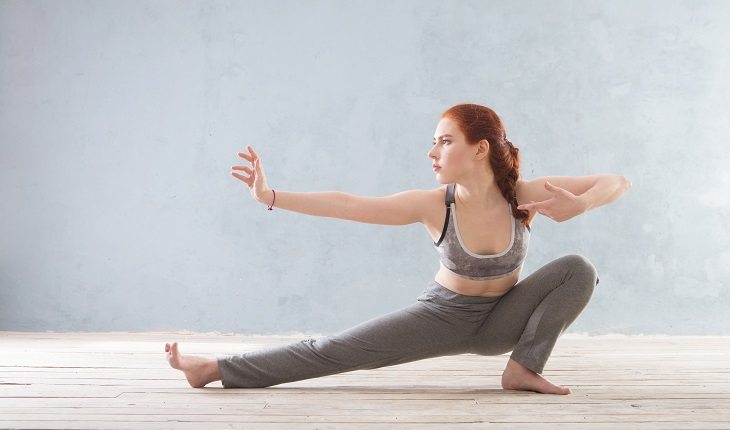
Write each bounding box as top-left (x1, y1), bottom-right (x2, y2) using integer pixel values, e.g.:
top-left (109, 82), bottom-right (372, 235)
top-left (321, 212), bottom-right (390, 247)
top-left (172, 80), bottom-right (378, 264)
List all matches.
top-left (517, 175), bottom-right (631, 222)
top-left (577, 175), bottom-right (632, 212)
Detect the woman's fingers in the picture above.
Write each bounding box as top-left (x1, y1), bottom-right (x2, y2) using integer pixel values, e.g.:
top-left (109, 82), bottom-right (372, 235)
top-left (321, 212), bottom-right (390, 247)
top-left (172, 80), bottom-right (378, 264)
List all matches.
top-left (231, 171), bottom-right (248, 181)
top-left (238, 149), bottom-right (260, 170)
top-left (232, 147), bottom-right (260, 189)
top-left (231, 166), bottom-right (252, 173)
top-left (231, 171), bottom-right (253, 186)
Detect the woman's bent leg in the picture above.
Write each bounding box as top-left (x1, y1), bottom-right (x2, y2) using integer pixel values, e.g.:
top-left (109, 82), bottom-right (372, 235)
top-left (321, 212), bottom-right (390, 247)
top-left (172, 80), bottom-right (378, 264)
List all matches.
top-left (469, 254), bottom-right (599, 374)
top-left (217, 296), bottom-right (475, 388)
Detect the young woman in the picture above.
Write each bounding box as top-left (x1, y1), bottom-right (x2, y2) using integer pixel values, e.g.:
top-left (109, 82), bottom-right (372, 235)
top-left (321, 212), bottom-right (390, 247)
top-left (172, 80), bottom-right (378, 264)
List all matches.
top-left (166, 103), bottom-right (631, 395)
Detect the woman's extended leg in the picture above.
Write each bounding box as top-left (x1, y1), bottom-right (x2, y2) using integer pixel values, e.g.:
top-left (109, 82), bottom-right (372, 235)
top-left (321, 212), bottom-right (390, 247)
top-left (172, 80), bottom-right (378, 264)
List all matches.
top-left (215, 289), bottom-right (482, 388)
top-left (468, 254), bottom-right (599, 393)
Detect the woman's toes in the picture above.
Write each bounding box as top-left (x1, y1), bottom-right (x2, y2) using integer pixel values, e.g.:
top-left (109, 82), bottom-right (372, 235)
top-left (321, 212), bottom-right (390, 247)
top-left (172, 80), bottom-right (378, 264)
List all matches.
top-left (166, 342), bottom-right (182, 369)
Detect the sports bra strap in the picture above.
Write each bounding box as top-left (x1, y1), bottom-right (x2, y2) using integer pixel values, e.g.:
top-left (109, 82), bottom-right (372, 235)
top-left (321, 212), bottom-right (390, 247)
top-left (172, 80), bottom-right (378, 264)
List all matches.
top-left (445, 183), bottom-right (455, 206)
top-left (434, 183), bottom-right (455, 247)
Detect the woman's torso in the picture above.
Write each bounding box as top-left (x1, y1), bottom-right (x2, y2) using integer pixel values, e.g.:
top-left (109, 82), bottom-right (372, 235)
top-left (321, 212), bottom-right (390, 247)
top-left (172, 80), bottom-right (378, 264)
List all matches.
top-left (422, 182), bottom-right (537, 298)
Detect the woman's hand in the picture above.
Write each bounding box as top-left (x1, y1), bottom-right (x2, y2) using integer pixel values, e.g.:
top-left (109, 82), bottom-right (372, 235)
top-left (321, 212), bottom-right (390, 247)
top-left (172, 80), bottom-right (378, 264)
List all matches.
top-left (517, 181), bottom-right (586, 223)
top-left (231, 145), bottom-right (271, 204)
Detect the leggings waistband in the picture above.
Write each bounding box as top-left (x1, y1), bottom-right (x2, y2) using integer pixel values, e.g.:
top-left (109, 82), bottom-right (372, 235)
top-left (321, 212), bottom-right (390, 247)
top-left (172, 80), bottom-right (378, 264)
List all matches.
top-left (421, 280), bottom-right (506, 304)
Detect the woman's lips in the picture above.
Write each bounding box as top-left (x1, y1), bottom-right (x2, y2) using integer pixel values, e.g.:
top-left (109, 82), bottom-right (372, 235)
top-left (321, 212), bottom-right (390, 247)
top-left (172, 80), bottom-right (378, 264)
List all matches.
top-left (433, 166), bottom-right (441, 171)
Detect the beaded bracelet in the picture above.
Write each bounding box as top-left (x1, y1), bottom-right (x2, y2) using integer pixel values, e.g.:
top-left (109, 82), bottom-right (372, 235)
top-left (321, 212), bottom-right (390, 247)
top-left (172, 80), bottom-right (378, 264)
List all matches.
top-left (267, 189), bottom-right (276, 211)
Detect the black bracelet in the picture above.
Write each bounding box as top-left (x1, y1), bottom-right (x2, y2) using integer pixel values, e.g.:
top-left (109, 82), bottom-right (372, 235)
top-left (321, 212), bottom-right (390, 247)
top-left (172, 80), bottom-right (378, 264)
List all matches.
top-left (267, 189), bottom-right (276, 210)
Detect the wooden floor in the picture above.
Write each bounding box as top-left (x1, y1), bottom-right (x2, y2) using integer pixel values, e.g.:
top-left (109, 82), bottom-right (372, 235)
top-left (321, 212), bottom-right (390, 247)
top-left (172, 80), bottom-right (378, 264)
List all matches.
top-left (1, 332), bottom-right (729, 429)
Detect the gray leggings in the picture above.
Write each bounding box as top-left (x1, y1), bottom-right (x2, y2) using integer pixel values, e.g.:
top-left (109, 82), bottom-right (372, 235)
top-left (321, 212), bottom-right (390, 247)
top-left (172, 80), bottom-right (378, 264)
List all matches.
top-left (217, 254), bottom-right (599, 388)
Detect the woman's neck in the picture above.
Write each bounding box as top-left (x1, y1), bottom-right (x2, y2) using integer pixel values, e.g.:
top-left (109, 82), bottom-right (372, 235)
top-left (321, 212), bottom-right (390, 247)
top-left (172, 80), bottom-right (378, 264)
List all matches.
top-left (455, 178), bottom-right (505, 211)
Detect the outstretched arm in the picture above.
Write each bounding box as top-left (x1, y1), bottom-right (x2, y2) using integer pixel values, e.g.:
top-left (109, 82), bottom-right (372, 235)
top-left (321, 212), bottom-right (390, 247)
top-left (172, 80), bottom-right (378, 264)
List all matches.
top-left (258, 188), bottom-right (430, 226)
top-left (233, 146), bottom-right (429, 224)
top-left (258, 189), bottom-right (351, 219)
top-left (232, 146), bottom-right (353, 219)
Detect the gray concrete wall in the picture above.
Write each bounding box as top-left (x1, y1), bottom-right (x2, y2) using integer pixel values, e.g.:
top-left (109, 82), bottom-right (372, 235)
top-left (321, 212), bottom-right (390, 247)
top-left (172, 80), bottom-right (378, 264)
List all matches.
top-left (2, 0), bottom-right (728, 334)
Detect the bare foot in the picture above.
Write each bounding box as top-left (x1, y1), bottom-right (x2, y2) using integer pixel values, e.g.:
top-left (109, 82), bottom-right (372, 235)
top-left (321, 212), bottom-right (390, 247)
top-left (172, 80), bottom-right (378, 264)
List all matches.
top-left (165, 341), bottom-right (222, 388)
top-left (501, 358), bottom-right (572, 395)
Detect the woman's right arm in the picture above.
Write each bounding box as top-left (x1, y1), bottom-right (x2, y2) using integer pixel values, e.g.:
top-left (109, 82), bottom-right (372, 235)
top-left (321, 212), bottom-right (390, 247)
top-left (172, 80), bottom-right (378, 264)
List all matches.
top-left (257, 189), bottom-right (351, 220)
top-left (232, 146), bottom-right (428, 225)
top-left (232, 146), bottom-right (351, 219)
top-left (258, 189), bottom-right (429, 225)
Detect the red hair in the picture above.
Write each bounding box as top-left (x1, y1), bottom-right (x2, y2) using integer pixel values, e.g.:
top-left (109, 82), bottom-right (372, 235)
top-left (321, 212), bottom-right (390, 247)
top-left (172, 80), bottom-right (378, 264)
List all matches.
top-left (440, 103), bottom-right (530, 230)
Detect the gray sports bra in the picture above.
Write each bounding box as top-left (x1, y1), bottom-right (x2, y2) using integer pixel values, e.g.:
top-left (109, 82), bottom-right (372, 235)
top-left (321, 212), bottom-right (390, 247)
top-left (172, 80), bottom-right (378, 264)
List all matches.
top-left (433, 183), bottom-right (531, 280)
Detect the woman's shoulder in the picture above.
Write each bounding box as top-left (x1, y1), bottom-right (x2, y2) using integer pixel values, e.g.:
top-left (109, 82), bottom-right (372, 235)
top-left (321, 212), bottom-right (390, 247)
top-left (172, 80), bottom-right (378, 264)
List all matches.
top-left (427, 184), bottom-right (449, 204)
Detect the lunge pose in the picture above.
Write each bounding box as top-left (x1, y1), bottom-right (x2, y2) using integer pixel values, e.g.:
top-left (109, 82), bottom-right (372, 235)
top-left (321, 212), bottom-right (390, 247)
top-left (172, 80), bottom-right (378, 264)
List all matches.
top-left (166, 103), bottom-right (631, 394)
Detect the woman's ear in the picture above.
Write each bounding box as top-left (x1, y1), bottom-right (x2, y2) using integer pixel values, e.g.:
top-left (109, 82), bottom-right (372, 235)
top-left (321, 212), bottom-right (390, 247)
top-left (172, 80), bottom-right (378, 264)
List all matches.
top-left (475, 139), bottom-right (489, 160)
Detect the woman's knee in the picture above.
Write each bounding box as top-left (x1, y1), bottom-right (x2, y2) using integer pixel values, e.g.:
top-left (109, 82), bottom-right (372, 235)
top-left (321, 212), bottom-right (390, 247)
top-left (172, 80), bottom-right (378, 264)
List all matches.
top-left (562, 254), bottom-right (599, 288)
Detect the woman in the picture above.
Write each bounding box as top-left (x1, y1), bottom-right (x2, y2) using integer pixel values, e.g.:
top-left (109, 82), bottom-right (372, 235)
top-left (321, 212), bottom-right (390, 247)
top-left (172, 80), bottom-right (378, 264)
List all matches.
top-left (166, 103), bottom-right (630, 394)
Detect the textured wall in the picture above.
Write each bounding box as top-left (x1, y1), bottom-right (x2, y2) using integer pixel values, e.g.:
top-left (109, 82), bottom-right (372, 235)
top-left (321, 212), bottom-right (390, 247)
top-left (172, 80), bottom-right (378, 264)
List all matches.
top-left (1, 0), bottom-right (728, 334)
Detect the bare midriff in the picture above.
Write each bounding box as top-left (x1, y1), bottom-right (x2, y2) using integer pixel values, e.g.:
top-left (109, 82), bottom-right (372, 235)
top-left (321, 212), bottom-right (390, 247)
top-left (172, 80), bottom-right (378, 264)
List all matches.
top-left (433, 262), bottom-right (522, 297)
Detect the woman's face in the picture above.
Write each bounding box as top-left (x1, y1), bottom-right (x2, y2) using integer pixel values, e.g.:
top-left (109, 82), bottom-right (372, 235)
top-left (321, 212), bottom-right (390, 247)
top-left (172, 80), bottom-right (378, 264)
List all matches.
top-left (427, 117), bottom-right (475, 183)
